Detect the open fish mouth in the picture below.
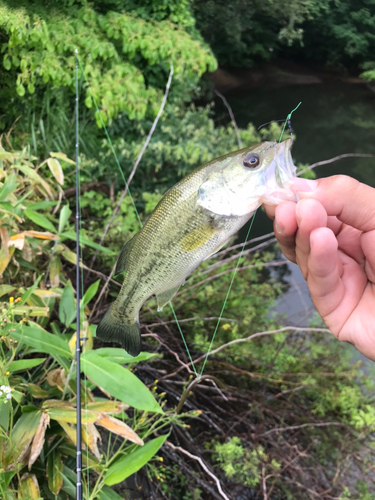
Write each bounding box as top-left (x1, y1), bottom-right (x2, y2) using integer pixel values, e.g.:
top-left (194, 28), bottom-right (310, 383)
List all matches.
top-left (262, 138), bottom-right (297, 205)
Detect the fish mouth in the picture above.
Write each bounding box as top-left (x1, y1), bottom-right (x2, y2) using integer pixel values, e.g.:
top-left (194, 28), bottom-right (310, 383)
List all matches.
top-left (262, 139), bottom-right (297, 205)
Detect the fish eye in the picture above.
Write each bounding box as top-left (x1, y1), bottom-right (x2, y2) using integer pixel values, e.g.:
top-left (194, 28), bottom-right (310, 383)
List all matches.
top-left (243, 153), bottom-right (260, 168)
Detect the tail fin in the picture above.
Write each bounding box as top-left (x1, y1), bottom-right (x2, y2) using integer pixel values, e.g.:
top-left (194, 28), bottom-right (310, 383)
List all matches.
top-left (96, 305), bottom-right (141, 357)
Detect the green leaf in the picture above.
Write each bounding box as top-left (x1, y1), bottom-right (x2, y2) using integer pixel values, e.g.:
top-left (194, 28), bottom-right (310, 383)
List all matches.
top-left (61, 231), bottom-right (114, 254)
top-left (0, 285), bottom-right (16, 299)
top-left (59, 282), bottom-right (76, 327)
top-left (20, 274), bottom-right (43, 304)
top-left (16, 84), bottom-right (25, 97)
top-left (0, 399), bottom-right (10, 431)
top-left (97, 487), bottom-right (124, 500)
top-left (8, 358), bottom-right (46, 373)
top-left (6, 324), bottom-right (71, 359)
top-left (95, 348), bottom-right (158, 365)
top-left (104, 435), bottom-right (167, 486)
top-left (5, 410), bottom-right (42, 466)
top-left (28, 201), bottom-right (57, 210)
top-left (58, 204), bottom-right (72, 234)
top-left (3, 54), bottom-right (11, 71)
top-left (0, 173), bottom-right (17, 202)
top-left (81, 351), bottom-right (162, 413)
top-left (24, 209), bottom-right (56, 233)
top-left (61, 467), bottom-right (76, 498)
top-left (81, 279), bottom-right (100, 308)
top-left (47, 449), bottom-right (63, 495)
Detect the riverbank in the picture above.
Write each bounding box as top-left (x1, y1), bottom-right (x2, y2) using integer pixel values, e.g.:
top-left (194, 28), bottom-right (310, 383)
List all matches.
top-left (209, 58), bottom-right (364, 92)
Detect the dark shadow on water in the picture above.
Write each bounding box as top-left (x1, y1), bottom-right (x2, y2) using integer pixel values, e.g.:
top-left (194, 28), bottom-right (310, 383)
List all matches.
top-left (215, 81), bottom-right (375, 187)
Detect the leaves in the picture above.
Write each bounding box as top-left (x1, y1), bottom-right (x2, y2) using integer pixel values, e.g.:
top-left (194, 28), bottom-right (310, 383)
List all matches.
top-left (28, 413), bottom-right (50, 469)
top-left (104, 435), bottom-right (167, 486)
top-left (94, 347), bottom-right (158, 365)
top-left (81, 279), bottom-right (100, 308)
top-left (5, 410), bottom-right (42, 467)
top-left (59, 281), bottom-right (76, 327)
top-left (47, 449), bottom-right (63, 495)
top-left (8, 358), bottom-right (46, 373)
top-left (24, 209), bottom-right (56, 233)
top-left (47, 157), bottom-right (64, 185)
top-left (81, 351), bottom-right (163, 413)
top-left (7, 324), bottom-right (71, 359)
top-left (58, 204), bottom-right (71, 234)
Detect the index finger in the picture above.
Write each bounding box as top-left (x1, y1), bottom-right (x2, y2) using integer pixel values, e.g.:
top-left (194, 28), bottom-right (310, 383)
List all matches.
top-left (294, 175), bottom-right (375, 233)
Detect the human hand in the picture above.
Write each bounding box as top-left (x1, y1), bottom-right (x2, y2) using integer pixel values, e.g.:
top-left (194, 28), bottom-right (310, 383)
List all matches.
top-left (264, 175), bottom-right (375, 361)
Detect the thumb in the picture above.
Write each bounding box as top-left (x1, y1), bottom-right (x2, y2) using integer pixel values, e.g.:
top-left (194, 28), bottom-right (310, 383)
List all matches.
top-left (293, 175), bottom-right (375, 232)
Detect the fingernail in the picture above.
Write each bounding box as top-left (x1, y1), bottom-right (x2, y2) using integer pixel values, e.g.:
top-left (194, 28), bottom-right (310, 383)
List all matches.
top-left (275, 220), bottom-right (283, 235)
top-left (293, 177), bottom-right (318, 192)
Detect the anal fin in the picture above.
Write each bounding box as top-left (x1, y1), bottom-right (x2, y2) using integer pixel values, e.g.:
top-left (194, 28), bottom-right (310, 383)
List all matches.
top-left (156, 284), bottom-right (182, 311)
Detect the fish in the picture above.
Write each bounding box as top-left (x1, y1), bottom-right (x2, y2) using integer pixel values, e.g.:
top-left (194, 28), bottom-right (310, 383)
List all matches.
top-left (96, 139), bottom-right (297, 356)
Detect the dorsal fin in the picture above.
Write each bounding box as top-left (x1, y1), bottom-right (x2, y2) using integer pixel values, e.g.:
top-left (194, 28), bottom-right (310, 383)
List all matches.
top-left (114, 235), bottom-right (137, 276)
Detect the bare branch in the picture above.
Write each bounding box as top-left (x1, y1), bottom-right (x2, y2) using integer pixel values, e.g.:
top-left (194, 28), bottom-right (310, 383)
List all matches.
top-left (192, 237), bottom-right (278, 279)
top-left (145, 316), bottom-right (238, 328)
top-left (211, 231), bottom-right (275, 260)
top-left (214, 90), bottom-right (242, 149)
top-left (166, 441), bottom-right (230, 500)
top-left (189, 326), bottom-right (331, 368)
top-left (260, 421), bottom-right (347, 437)
top-left (178, 260), bottom-right (287, 297)
top-left (298, 153), bottom-right (374, 176)
top-left (87, 63), bottom-right (174, 273)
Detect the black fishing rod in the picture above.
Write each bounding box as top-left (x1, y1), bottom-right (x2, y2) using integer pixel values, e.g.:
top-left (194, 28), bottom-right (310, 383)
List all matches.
top-left (75, 49), bottom-right (83, 500)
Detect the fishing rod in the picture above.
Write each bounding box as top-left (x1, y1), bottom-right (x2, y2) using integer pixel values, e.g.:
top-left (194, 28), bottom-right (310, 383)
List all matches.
top-left (75, 49), bottom-right (83, 500)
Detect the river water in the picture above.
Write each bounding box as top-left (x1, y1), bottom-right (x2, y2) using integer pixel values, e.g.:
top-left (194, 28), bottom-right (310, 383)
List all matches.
top-left (215, 80), bottom-right (375, 364)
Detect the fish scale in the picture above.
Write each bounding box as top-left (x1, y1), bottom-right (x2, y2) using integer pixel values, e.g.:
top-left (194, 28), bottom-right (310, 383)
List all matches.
top-left (97, 140), bottom-right (297, 356)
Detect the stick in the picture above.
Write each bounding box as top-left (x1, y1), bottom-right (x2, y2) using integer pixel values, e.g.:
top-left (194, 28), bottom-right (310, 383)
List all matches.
top-left (298, 153), bottom-right (374, 176)
top-left (87, 63), bottom-right (174, 274)
top-left (214, 90), bottom-right (242, 149)
top-left (166, 441), bottom-right (230, 500)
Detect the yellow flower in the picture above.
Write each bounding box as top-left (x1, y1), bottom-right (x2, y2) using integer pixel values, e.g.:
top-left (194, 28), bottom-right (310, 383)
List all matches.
top-left (221, 323), bottom-right (231, 331)
top-left (15, 297), bottom-right (22, 303)
top-left (159, 457), bottom-right (163, 462)
top-left (9, 297), bottom-right (14, 304)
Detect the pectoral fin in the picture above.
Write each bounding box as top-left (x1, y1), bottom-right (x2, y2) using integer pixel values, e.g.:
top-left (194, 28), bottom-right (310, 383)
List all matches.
top-left (156, 284), bottom-right (182, 311)
top-left (180, 222), bottom-right (218, 252)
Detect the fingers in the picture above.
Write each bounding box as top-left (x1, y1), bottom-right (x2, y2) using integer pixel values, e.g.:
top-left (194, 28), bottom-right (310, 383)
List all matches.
top-left (270, 199), bottom-right (329, 269)
top-left (294, 199), bottom-right (328, 278)
top-left (294, 175), bottom-right (375, 233)
top-left (306, 227), bottom-right (344, 319)
top-left (273, 202), bottom-right (298, 262)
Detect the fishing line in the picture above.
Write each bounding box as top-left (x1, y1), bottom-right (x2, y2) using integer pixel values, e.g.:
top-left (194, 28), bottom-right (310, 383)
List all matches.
top-left (77, 55), bottom-right (198, 368)
top-left (75, 55), bottom-right (303, 412)
top-left (77, 58), bottom-right (142, 228)
top-left (278, 102), bottom-right (302, 143)
top-left (199, 213), bottom-right (256, 376)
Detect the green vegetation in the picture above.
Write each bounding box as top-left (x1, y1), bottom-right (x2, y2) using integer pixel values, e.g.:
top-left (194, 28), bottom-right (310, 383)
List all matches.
top-left (1, 0), bottom-right (375, 498)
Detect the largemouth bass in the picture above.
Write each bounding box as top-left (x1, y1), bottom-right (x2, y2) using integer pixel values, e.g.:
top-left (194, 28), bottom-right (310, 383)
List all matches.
top-left (97, 139), bottom-right (297, 356)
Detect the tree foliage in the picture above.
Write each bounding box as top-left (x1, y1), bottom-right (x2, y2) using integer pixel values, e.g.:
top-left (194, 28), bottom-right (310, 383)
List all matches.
top-left (0, 0), bottom-right (216, 129)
